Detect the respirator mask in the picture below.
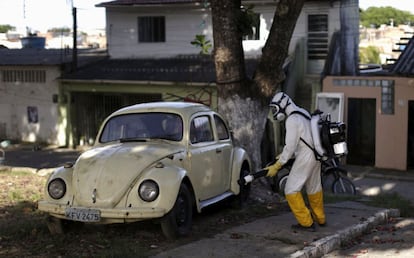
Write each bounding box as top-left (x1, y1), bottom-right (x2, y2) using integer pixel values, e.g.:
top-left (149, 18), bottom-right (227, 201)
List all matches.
top-left (270, 92), bottom-right (291, 121)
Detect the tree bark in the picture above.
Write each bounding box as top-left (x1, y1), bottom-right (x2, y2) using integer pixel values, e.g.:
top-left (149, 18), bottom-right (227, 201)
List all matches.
top-left (210, 0), bottom-right (246, 96)
top-left (210, 0), bottom-right (305, 170)
top-left (255, 0), bottom-right (305, 97)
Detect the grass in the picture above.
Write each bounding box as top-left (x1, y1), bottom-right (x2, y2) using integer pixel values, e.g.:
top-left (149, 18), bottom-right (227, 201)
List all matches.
top-left (0, 169), bottom-right (290, 257)
top-left (363, 192), bottom-right (414, 217)
top-left (323, 192), bottom-right (360, 203)
top-left (1, 171), bottom-right (45, 204)
top-left (323, 190), bottom-right (414, 218)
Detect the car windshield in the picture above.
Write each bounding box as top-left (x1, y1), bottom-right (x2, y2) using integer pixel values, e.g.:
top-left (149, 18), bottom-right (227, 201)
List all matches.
top-left (99, 113), bottom-right (183, 143)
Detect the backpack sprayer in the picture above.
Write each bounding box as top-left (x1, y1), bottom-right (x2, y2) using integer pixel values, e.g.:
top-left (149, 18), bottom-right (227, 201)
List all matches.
top-left (238, 168), bottom-right (268, 185)
top-left (238, 158), bottom-right (294, 185)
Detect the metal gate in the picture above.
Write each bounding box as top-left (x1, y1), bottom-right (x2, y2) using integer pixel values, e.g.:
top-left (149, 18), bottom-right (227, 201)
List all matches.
top-left (71, 92), bottom-right (162, 146)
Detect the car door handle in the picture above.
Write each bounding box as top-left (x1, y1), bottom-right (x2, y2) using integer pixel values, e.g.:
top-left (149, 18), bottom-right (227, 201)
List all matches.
top-left (216, 148), bottom-right (222, 153)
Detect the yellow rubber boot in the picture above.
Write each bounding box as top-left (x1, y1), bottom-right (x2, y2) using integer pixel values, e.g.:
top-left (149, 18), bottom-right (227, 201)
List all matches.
top-left (308, 191), bottom-right (326, 225)
top-left (285, 192), bottom-right (314, 227)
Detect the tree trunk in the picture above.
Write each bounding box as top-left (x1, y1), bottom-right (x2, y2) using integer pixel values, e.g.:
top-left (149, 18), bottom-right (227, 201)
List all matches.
top-left (210, 0), bottom-right (305, 170)
top-left (255, 0), bottom-right (306, 97)
top-left (211, 0), bottom-right (267, 170)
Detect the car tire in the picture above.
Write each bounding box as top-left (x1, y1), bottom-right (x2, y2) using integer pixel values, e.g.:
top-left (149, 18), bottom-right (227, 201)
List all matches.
top-left (46, 216), bottom-right (82, 234)
top-left (232, 167), bottom-right (251, 209)
top-left (46, 216), bottom-right (64, 234)
top-left (160, 184), bottom-right (193, 239)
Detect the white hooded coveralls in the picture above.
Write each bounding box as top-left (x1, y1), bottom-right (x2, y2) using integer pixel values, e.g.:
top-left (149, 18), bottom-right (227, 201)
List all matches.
top-left (271, 92), bottom-right (325, 227)
top-left (279, 110), bottom-right (322, 195)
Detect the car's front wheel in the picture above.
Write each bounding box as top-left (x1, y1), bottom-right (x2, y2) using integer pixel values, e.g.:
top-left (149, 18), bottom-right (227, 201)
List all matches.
top-left (46, 216), bottom-right (83, 234)
top-left (160, 184), bottom-right (193, 239)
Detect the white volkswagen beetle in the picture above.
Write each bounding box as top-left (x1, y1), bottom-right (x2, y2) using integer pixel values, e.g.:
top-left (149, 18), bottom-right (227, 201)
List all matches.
top-left (38, 102), bottom-right (251, 239)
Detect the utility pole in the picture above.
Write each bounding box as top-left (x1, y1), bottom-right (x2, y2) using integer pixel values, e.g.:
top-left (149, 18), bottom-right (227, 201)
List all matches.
top-left (72, 7), bottom-right (78, 72)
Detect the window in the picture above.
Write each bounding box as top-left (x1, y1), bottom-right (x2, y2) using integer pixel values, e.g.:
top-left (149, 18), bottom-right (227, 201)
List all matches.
top-left (190, 116), bottom-right (213, 144)
top-left (381, 80), bottom-right (394, 114)
top-left (242, 13), bottom-right (260, 41)
top-left (1, 69), bottom-right (46, 83)
top-left (100, 113), bottom-right (183, 143)
top-left (307, 14), bottom-right (328, 60)
top-left (332, 79), bottom-right (395, 115)
top-left (214, 115), bottom-right (230, 140)
top-left (138, 16), bottom-right (165, 42)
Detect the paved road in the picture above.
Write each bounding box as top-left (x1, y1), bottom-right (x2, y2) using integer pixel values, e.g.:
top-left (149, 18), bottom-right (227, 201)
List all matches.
top-left (0, 144), bottom-right (81, 169)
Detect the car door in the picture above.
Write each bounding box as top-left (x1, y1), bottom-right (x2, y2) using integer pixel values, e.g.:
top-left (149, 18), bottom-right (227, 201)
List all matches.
top-left (213, 114), bottom-right (233, 190)
top-left (188, 114), bottom-right (223, 200)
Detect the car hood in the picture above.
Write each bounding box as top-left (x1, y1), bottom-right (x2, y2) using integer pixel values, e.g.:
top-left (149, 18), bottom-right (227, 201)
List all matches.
top-left (72, 142), bottom-right (183, 207)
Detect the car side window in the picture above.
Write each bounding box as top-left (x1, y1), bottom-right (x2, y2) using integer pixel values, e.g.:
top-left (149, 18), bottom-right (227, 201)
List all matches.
top-left (190, 116), bottom-right (214, 144)
top-left (214, 115), bottom-right (230, 140)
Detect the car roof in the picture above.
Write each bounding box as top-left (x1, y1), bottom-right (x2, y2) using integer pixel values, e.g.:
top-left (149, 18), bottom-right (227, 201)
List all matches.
top-left (111, 101), bottom-right (213, 118)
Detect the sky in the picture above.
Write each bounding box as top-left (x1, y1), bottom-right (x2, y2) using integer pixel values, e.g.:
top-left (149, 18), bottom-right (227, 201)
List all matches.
top-left (0, 0), bottom-right (413, 33)
top-left (0, 0), bottom-right (106, 33)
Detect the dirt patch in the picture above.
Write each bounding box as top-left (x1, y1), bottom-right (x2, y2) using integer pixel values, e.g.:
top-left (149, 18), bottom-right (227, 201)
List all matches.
top-left (324, 217), bottom-right (414, 257)
top-left (0, 171), bottom-right (287, 257)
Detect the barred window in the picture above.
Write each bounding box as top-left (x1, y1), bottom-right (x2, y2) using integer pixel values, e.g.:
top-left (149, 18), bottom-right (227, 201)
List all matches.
top-left (308, 14), bottom-right (329, 60)
top-left (1, 70), bottom-right (46, 83)
top-left (138, 16), bottom-right (165, 43)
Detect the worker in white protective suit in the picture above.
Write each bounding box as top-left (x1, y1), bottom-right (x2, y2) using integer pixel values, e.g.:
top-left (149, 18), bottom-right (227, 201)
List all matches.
top-left (265, 92), bottom-right (325, 232)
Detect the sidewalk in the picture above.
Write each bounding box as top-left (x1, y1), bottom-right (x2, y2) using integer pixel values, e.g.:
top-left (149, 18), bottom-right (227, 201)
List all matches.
top-left (152, 202), bottom-right (399, 258)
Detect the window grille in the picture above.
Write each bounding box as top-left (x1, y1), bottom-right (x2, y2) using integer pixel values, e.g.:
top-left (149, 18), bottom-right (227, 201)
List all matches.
top-left (1, 70), bottom-right (46, 83)
top-left (308, 14), bottom-right (328, 60)
top-left (138, 16), bottom-right (166, 43)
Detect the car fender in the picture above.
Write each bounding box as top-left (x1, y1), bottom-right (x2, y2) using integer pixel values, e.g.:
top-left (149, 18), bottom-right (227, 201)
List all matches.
top-left (230, 147), bottom-right (251, 194)
top-left (129, 165), bottom-right (188, 214)
top-left (40, 165), bottom-right (74, 204)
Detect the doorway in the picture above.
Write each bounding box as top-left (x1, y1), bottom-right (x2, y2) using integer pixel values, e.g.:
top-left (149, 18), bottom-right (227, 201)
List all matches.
top-left (346, 98), bottom-right (376, 166)
top-left (407, 101), bottom-right (414, 169)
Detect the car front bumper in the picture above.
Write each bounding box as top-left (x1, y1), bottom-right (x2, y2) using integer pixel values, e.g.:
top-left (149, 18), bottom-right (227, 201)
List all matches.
top-left (38, 200), bottom-right (167, 223)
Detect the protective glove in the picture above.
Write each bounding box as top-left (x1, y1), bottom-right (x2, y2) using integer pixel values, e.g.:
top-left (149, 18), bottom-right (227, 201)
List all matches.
top-left (265, 160), bottom-right (282, 177)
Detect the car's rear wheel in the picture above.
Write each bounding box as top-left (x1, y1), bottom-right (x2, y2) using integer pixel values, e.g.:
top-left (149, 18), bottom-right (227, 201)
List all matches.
top-left (160, 184), bottom-right (193, 239)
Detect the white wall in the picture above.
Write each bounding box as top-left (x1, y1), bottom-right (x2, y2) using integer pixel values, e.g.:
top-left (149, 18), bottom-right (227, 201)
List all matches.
top-left (106, 2), bottom-right (341, 59)
top-left (107, 6), bottom-right (213, 58)
top-left (0, 66), bottom-right (61, 145)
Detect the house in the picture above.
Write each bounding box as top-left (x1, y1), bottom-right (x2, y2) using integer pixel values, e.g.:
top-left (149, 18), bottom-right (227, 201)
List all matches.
top-left (1, 0), bottom-right (360, 156)
top-left (322, 35), bottom-right (414, 171)
top-left (0, 48), bottom-right (106, 146)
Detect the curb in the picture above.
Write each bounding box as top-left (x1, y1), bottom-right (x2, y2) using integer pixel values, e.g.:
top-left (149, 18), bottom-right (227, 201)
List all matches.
top-left (289, 208), bottom-right (401, 258)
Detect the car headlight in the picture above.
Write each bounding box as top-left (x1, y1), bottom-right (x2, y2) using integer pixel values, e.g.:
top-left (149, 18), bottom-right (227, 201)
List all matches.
top-left (48, 178), bottom-right (66, 199)
top-left (138, 180), bottom-right (159, 202)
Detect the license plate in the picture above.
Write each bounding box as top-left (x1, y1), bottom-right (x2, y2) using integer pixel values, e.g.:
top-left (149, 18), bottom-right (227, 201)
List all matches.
top-left (65, 207), bottom-right (101, 222)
